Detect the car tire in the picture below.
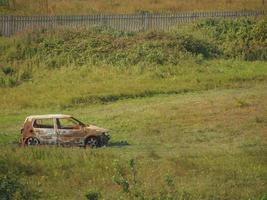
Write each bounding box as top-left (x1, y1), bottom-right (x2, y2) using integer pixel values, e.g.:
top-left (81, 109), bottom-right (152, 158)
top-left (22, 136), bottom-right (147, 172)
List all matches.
top-left (26, 137), bottom-right (39, 146)
top-left (85, 137), bottom-right (99, 148)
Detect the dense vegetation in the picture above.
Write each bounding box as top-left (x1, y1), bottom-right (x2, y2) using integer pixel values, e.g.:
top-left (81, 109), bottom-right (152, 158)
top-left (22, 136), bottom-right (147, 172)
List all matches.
top-left (0, 17), bottom-right (266, 199)
top-left (0, 0), bottom-right (266, 15)
top-left (0, 18), bottom-right (266, 89)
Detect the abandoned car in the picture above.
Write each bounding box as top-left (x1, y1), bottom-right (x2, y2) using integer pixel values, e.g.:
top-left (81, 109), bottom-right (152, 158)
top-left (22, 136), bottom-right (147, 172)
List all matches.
top-left (20, 114), bottom-right (110, 147)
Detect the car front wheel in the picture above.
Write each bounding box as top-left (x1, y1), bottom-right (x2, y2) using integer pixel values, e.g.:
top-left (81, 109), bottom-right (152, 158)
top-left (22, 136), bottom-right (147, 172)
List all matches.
top-left (85, 137), bottom-right (99, 148)
top-left (26, 137), bottom-right (39, 146)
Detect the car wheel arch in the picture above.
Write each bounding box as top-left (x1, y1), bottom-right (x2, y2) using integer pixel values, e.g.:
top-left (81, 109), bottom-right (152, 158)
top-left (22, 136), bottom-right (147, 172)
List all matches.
top-left (84, 135), bottom-right (99, 147)
top-left (25, 136), bottom-right (40, 146)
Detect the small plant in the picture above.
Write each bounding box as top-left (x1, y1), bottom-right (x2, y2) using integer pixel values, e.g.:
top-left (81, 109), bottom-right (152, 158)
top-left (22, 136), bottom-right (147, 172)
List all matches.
top-left (260, 194), bottom-right (267, 200)
top-left (129, 159), bottom-right (137, 185)
top-left (234, 97), bottom-right (250, 108)
top-left (163, 174), bottom-right (174, 188)
top-left (1, 66), bottom-right (15, 75)
top-left (0, 65), bottom-right (33, 87)
top-left (20, 70), bottom-right (32, 81)
top-left (255, 116), bottom-right (264, 123)
top-left (112, 159), bottom-right (130, 193)
top-left (148, 149), bottom-right (161, 160)
top-left (112, 159), bottom-right (147, 198)
top-left (85, 190), bottom-right (100, 200)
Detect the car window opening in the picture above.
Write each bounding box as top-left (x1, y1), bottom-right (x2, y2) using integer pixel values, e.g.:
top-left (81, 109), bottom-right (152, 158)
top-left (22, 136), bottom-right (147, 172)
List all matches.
top-left (33, 119), bottom-right (54, 129)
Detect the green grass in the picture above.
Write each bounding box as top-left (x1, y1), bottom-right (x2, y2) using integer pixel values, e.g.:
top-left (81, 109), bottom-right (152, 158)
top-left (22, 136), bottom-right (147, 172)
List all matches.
top-left (0, 19), bottom-right (267, 199)
top-left (0, 59), bottom-right (267, 111)
top-left (0, 86), bottom-right (267, 199)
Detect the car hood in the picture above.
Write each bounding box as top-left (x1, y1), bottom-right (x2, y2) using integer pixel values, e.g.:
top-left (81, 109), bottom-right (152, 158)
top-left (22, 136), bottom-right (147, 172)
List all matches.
top-left (85, 125), bottom-right (108, 133)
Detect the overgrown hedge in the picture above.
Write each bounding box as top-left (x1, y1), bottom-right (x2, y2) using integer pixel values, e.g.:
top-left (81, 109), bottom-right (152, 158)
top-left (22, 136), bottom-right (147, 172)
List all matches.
top-left (0, 17), bottom-right (266, 87)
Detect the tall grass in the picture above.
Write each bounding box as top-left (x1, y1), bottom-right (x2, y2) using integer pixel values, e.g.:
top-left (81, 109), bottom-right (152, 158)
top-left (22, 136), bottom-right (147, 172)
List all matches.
top-left (1, 0), bottom-right (267, 15)
top-left (0, 60), bottom-right (267, 110)
top-left (0, 86), bottom-right (267, 199)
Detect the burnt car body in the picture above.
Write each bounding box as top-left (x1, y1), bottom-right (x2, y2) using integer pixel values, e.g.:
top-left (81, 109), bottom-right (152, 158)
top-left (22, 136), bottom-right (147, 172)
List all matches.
top-left (20, 114), bottom-right (110, 147)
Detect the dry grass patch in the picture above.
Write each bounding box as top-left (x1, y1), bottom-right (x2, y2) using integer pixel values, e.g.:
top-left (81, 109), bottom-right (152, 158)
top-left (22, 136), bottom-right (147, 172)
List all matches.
top-left (1, 0), bottom-right (267, 15)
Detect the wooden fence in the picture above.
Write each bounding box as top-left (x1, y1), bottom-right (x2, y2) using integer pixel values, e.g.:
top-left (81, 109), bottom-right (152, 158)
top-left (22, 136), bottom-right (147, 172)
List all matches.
top-left (0, 10), bottom-right (266, 36)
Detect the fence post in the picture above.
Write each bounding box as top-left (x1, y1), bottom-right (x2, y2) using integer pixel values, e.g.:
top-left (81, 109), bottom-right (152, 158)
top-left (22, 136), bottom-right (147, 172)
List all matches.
top-left (141, 12), bottom-right (145, 31)
top-left (141, 12), bottom-right (149, 31)
top-left (0, 16), bottom-right (2, 36)
top-left (145, 12), bottom-right (149, 31)
top-left (7, 15), bottom-right (12, 36)
top-left (101, 14), bottom-right (107, 27)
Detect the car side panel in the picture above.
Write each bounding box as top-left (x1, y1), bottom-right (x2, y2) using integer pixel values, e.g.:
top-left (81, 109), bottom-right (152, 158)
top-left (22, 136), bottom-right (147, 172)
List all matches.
top-left (34, 128), bottom-right (57, 145)
top-left (33, 118), bottom-right (57, 145)
top-left (57, 128), bottom-right (84, 146)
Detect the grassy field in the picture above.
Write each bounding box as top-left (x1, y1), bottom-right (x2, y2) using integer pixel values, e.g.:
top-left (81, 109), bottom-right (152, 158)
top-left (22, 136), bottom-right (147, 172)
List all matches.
top-left (0, 0), bottom-right (267, 15)
top-left (1, 85), bottom-right (267, 199)
top-left (0, 18), bottom-right (267, 199)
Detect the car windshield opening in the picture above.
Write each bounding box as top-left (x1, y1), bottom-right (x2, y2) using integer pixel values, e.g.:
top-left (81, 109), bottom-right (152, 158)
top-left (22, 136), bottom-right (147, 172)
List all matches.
top-left (57, 117), bottom-right (85, 129)
top-left (71, 117), bottom-right (85, 126)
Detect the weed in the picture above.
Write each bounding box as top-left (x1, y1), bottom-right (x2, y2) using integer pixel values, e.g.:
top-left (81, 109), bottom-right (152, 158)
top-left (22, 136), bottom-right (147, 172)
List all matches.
top-left (85, 190), bottom-right (101, 200)
top-left (112, 160), bottom-right (130, 193)
top-left (1, 66), bottom-right (14, 75)
top-left (0, 174), bottom-right (40, 200)
top-left (255, 116), bottom-right (264, 123)
top-left (234, 97), bottom-right (250, 108)
top-left (148, 150), bottom-right (161, 160)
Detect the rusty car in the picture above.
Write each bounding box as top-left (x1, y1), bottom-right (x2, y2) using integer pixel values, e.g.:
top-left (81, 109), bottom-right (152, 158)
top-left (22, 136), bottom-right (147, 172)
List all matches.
top-left (20, 114), bottom-right (110, 147)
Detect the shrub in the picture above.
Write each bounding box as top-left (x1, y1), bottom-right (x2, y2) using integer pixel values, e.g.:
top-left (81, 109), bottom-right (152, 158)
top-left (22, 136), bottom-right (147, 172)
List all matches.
top-left (1, 66), bottom-right (14, 75)
top-left (0, 174), bottom-right (40, 200)
top-left (195, 18), bottom-right (267, 61)
top-left (1, 18), bottom-right (266, 71)
top-left (0, 64), bottom-right (32, 87)
top-left (85, 190), bottom-right (101, 200)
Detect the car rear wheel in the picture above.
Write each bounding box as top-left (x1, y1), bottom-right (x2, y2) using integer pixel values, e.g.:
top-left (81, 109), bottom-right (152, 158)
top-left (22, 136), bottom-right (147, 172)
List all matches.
top-left (85, 137), bottom-right (99, 148)
top-left (26, 137), bottom-right (39, 146)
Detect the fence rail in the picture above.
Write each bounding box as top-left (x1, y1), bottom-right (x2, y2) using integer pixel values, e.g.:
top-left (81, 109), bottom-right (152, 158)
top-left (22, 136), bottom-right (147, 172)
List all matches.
top-left (0, 10), bottom-right (266, 36)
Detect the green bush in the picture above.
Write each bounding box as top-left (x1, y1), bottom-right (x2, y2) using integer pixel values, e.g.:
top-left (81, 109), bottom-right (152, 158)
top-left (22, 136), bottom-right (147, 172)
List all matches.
top-left (195, 18), bottom-right (267, 60)
top-left (1, 66), bottom-right (14, 75)
top-left (0, 174), bottom-right (40, 200)
top-left (1, 18), bottom-right (266, 69)
top-left (85, 190), bottom-right (101, 200)
top-left (0, 17), bottom-right (266, 89)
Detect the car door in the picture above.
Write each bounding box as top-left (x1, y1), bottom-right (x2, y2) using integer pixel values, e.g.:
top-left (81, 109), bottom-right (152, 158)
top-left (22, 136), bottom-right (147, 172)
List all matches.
top-left (32, 118), bottom-right (57, 145)
top-left (56, 117), bottom-right (84, 145)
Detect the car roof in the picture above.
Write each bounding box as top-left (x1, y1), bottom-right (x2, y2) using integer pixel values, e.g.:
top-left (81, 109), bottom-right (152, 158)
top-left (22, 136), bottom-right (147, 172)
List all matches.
top-left (26, 114), bottom-right (71, 120)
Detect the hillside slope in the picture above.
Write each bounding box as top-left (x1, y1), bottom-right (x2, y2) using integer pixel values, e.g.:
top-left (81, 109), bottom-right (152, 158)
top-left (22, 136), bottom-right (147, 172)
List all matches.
top-left (0, 18), bottom-right (266, 109)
